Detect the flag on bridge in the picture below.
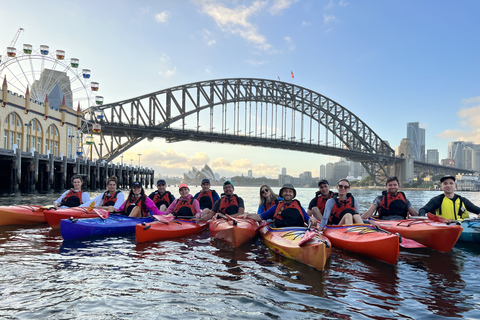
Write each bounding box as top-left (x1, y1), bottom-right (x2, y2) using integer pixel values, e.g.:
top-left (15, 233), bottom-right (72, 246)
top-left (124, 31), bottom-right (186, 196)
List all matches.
top-left (291, 71), bottom-right (294, 79)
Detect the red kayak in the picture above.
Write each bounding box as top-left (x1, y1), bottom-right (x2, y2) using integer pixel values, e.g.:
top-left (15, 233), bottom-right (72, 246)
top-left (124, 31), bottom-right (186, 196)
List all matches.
top-left (0, 205), bottom-right (47, 226)
top-left (209, 216), bottom-right (259, 247)
top-left (43, 207), bottom-right (100, 229)
top-left (369, 217), bottom-right (463, 253)
top-left (324, 224), bottom-right (400, 265)
top-left (136, 219), bottom-right (208, 243)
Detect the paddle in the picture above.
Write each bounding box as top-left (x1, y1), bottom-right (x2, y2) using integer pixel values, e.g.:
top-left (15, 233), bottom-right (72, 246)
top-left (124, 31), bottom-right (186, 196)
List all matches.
top-left (427, 212), bottom-right (450, 223)
top-left (298, 221), bottom-right (316, 246)
top-left (372, 224), bottom-right (426, 248)
top-left (94, 208), bottom-right (109, 219)
top-left (153, 214), bottom-right (175, 222)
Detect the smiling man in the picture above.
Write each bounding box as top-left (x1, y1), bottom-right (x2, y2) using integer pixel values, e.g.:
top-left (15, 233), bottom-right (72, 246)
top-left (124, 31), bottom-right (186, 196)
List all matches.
top-left (307, 179), bottom-right (334, 221)
top-left (197, 180), bottom-right (244, 221)
top-left (419, 175), bottom-right (480, 220)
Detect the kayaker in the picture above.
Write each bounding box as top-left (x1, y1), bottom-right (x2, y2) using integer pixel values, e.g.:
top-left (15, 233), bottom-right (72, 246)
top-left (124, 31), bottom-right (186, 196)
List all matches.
top-left (319, 179), bottom-right (363, 230)
top-left (165, 184), bottom-right (202, 219)
top-left (193, 179), bottom-right (220, 217)
top-left (197, 180), bottom-right (245, 221)
top-left (148, 179), bottom-right (175, 212)
top-left (53, 174), bottom-right (90, 208)
top-left (119, 181), bottom-right (163, 217)
top-left (257, 184), bottom-right (281, 213)
top-left (419, 175), bottom-right (480, 220)
top-left (307, 179), bottom-right (334, 221)
top-left (361, 176), bottom-right (418, 220)
top-left (244, 183), bottom-right (316, 228)
top-left (80, 176), bottom-right (125, 211)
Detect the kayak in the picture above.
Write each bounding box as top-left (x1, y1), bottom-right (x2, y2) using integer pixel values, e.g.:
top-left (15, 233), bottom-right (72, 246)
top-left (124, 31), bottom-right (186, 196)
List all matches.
top-left (0, 205), bottom-right (47, 226)
top-left (61, 214), bottom-right (154, 241)
top-left (369, 217), bottom-right (463, 253)
top-left (259, 224), bottom-right (331, 271)
top-left (458, 218), bottom-right (480, 242)
top-left (209, 217), bottom-right (260, 247)
top-left (136, 219), bottom-right (208, 243)
top-left (43, 207), bottom-right (99, 229)
top-left (323, 224), bottom-right (400, 265)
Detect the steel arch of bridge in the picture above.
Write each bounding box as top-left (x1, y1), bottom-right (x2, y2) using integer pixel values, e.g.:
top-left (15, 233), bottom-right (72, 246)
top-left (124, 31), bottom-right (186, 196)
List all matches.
top-left (83, 78), bottom-right (398, 183)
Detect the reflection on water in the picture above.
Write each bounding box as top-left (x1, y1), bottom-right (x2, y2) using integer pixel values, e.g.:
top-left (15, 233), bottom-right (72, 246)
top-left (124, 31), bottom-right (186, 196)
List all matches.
top-left (0, 188), bottom-right (480, 319)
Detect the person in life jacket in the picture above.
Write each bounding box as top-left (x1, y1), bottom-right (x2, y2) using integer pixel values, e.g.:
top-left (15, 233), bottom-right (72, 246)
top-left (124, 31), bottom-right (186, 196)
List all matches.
top-left (193, 179), bottom-right (220, 217)
top-left (54, 174), bottom-right (90, 208)
top-left (419, 175), bottom-right (480, 220)
top-left (165, 184), bottom-right (202, 219)
top-left (307, 179), bottom-right (334, 221)
top-left (319, 178), bottom-right (363, 230)
top-left (81, 176), bottom-right (125, 211)
top-left (245, 183), bottom-right (315, 228)
top-left (197, 180), bottom-right (245, 222)
top-left (118, 181), bottom-right (163, 218)
top-left (257, 184), bottom-right (281, 213)
top-left (148, 179), bottom-right (175, 212)
top-left (361, 176), bottom-right (418, 220)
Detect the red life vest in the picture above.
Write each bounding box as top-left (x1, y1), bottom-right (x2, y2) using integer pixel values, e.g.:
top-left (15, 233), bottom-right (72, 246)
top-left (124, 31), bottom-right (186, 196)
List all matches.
top-left (152, 191), bottom-right (173, 208)
top-left (329, 194), bottom-right (356, 225)
top-left (264, 199), bottom-right (278, 211)
top-left (377, 191), bottom-right (408, 219)
top-left (123, 196), bottom-right (147, 216)
top-left (61, 189), bottom-right (83, 207)
top-left (196, 190), bottom-right (214, 209)
top-left (272, 200), bottom-right (305, 227)
top-left (315, 191), bottom-right (334, 213)
top-left (173, 198), bottom-right (196, 218)
top-left (102, 190), bottom-right (120, 206)
top-left (218, 194), bottom-right (240, 215)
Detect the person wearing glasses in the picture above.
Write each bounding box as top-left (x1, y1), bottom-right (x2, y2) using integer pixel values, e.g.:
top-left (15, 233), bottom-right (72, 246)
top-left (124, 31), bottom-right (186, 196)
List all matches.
top-left (319, 178), bottom-right (363, 230)
top-left (244, 183), bottom-right (315, 227)
top-left (257, 185), bottom-right (281, 213)
top-left (418, 175), bottom-right (480, 220)
top-left (307, 179), bottom-right (334, 220)
top-left (361, 176), bottom-right (418, 220)
top-left (196, 180), bottom-right (245, 221)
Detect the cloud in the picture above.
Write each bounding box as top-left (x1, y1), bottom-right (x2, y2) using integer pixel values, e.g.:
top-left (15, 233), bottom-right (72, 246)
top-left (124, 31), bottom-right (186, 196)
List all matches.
top-left (202, 29), bottom-right (217, 46)
top-left (461, 96), bottom-right (480, 104)
top-left (284, 36), bottom-right (295, 51)
top-left (246, 59), bottom-right (268, 66)
top-left (159, 53), bottom-right (170, 63)
top-left (196, 0), bottom-right (272, 51)
top-left (323, 14), bottom-right (336, 24)
top-left (301, 21), bottom-right (311, 27)
top-left (155, 10), bottom-right (171, 23)
top-left (339, 0), bottom-right (349, 7)
top-left (269, 0), bottom-right (297, 15)
top-left (437, 97), bottom-right (480, 143)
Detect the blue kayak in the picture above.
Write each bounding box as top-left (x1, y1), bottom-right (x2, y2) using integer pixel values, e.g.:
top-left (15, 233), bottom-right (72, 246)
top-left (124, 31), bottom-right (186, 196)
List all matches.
top-left (61, 214), bottom-right (154, 241)
top-left (458, 218), bottom-right (480, 242)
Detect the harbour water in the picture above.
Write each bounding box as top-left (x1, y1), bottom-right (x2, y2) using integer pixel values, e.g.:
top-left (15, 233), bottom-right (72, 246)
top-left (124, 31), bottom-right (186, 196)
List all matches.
top-left (1, 186), bottom-right (479, 319)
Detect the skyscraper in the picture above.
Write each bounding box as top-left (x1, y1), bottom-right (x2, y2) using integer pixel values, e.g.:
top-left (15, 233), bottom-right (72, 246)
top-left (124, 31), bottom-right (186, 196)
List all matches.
top-left (407, 122), bottom-right (426, 161)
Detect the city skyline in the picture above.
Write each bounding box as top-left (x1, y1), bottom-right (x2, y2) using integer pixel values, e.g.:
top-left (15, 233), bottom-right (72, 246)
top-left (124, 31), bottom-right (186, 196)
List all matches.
top-left (1, 1), bottom-right (479, 179)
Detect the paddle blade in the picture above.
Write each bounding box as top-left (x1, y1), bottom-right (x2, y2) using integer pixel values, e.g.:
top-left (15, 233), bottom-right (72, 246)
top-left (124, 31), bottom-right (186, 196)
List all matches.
top-left (153, 214), bottom-right (174, 222)
top-left (298, 230), bottom-right (316, 246)
top-left (87, 201), bottom-right (96, 211)
top-left (94, 208), bottom-right (109, 219)
top-left (399, 237), bottom-right (426, 248)
top-left (427, 212), bottom-right (449, 223)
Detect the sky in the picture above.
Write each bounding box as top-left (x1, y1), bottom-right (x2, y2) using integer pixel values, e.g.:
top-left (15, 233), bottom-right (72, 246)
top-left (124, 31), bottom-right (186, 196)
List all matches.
top-left (1, 0), bottom-right (479, 179)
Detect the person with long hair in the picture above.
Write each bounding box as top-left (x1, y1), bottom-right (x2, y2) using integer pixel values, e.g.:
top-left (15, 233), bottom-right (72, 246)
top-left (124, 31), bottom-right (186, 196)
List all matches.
top-left (81, 176), bottom-right (125, 211)
top-left (319, 178), bottom-right (363, 230)
top-left (118, 181), bottom-right (162, 217)
top-left (53, 174), bottom-right (90, 208)
top-left (257, 185), bottom-right (280, 213)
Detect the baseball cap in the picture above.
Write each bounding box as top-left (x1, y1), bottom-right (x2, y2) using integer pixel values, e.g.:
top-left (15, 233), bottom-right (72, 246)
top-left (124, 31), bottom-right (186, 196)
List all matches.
top-left (132, 181), bottom-right (142, 188)
top-left (223, 180), bottom-right (234, 187)
top-left (178, 183), bottom-right (189, 190)
top-left (157, 179), bottom-right (166, 185)
top-left (440, 175), bottom-right (456, 183)
top-left (201, 179), bottom-right (210, 184)
top-left (318, 179), bottom-right (329, 186)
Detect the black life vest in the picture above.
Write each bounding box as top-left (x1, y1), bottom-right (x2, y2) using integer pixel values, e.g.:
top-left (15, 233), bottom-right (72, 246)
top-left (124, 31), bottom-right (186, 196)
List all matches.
top-left (196, 190), bottom-right (214, 209)
top-left (377, 191), bottom-right (408, 219)
top-left (102, 190), bottom-right (121, 206)
top-left (329, 194), bottom-right (356, 225)
top-left (315, 191), bottom-right (334, 213)
top-left (272, 200), bottom-right (305, 227)
top-left (61, 189), bottom-right (83, 207)
top-left (173, 198), bottom-right (196, 218)
top-left (152, 191), bottom-right (173, 208)
top-left (218, 194), bottom-right (240, 215)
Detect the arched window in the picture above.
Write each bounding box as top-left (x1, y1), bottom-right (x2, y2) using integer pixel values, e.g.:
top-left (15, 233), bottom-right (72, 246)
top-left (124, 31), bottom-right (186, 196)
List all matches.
top-left (3, 112), bottom-right (24, 150)
top-left (46, 124), bottom-right (60, 156)
top-left (26, 119), bottom-right (44, 153)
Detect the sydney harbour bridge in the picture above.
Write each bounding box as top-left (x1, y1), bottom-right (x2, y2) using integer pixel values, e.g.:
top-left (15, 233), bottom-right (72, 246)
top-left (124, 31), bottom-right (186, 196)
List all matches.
top-left (82, 78), bottom-right (471, 184)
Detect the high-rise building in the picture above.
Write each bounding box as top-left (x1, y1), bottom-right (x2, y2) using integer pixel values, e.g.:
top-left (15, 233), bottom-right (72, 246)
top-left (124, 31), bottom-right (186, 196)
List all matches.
top-left (407, 122), bottom-right (426, 161)
top-left (281, 167), bottom-right (287, 176)
top-left (247, 169), bottom-right (252, 178)
top-left (448, 141), bottom-right (465, 169)
top-left (326, 162), bottom-right (334, 183)
top-left (426, 149), bottom-right (439, 164)
top-left (320, 164), bottom-right (326, 179)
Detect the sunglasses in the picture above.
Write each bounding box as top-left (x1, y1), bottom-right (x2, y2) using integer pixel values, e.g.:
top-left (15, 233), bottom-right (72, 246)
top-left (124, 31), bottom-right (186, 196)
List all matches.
top-left (261, 189), bottom-right (270, 194)
top-left (337, 185), bottom-right (350, 189)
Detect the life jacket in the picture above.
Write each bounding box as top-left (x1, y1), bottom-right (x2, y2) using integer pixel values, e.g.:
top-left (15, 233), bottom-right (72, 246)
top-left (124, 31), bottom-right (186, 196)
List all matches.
top-left (173, 198), bottom-right (196, 218)
top-left (102, 190), bottom-right (121, 206)
top-left (329, 194), bottom-right (356, 225)
top-left (123, 195), bottom-right (147, 216)
top-left (263, 199), bottom-right (278, 212)
top-left (315, 191), bottom-right (334, 214)
top-left (435, 194), bottom-right (467, 220)
top-left (218, 194), bottom-right (240, 215)
top-left (377, 191), bottom-right (408, 219)
top-left (272, 200), bottom-right (305, 227)
top-left (61, 189), bottom-right (83, 207)
top-left (152, 191), bottom-right (173, 208)
top-left (196, 190), bottom-right (214, 209)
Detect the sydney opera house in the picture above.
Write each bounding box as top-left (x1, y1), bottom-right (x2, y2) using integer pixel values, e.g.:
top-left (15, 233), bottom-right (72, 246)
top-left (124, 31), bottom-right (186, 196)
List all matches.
top-left (183, 164), bottom-right (221, 185)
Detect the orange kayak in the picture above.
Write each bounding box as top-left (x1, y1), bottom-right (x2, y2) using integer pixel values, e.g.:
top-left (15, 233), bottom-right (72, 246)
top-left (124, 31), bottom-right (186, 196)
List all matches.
top-left (259, 224), bottom-right (331, 271)
top-left (324, 224), bottom-right (400, 265)
top-left (43, 207), bottom-right (100, 229)
top-left (369, 217), bottom-right (463, 253)
top-left (0, 205), bottom-right (46, 225)
top-left (136, 219), bottom-right (208, 243)
top-left (209, 217), bottom-right (259, 247)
